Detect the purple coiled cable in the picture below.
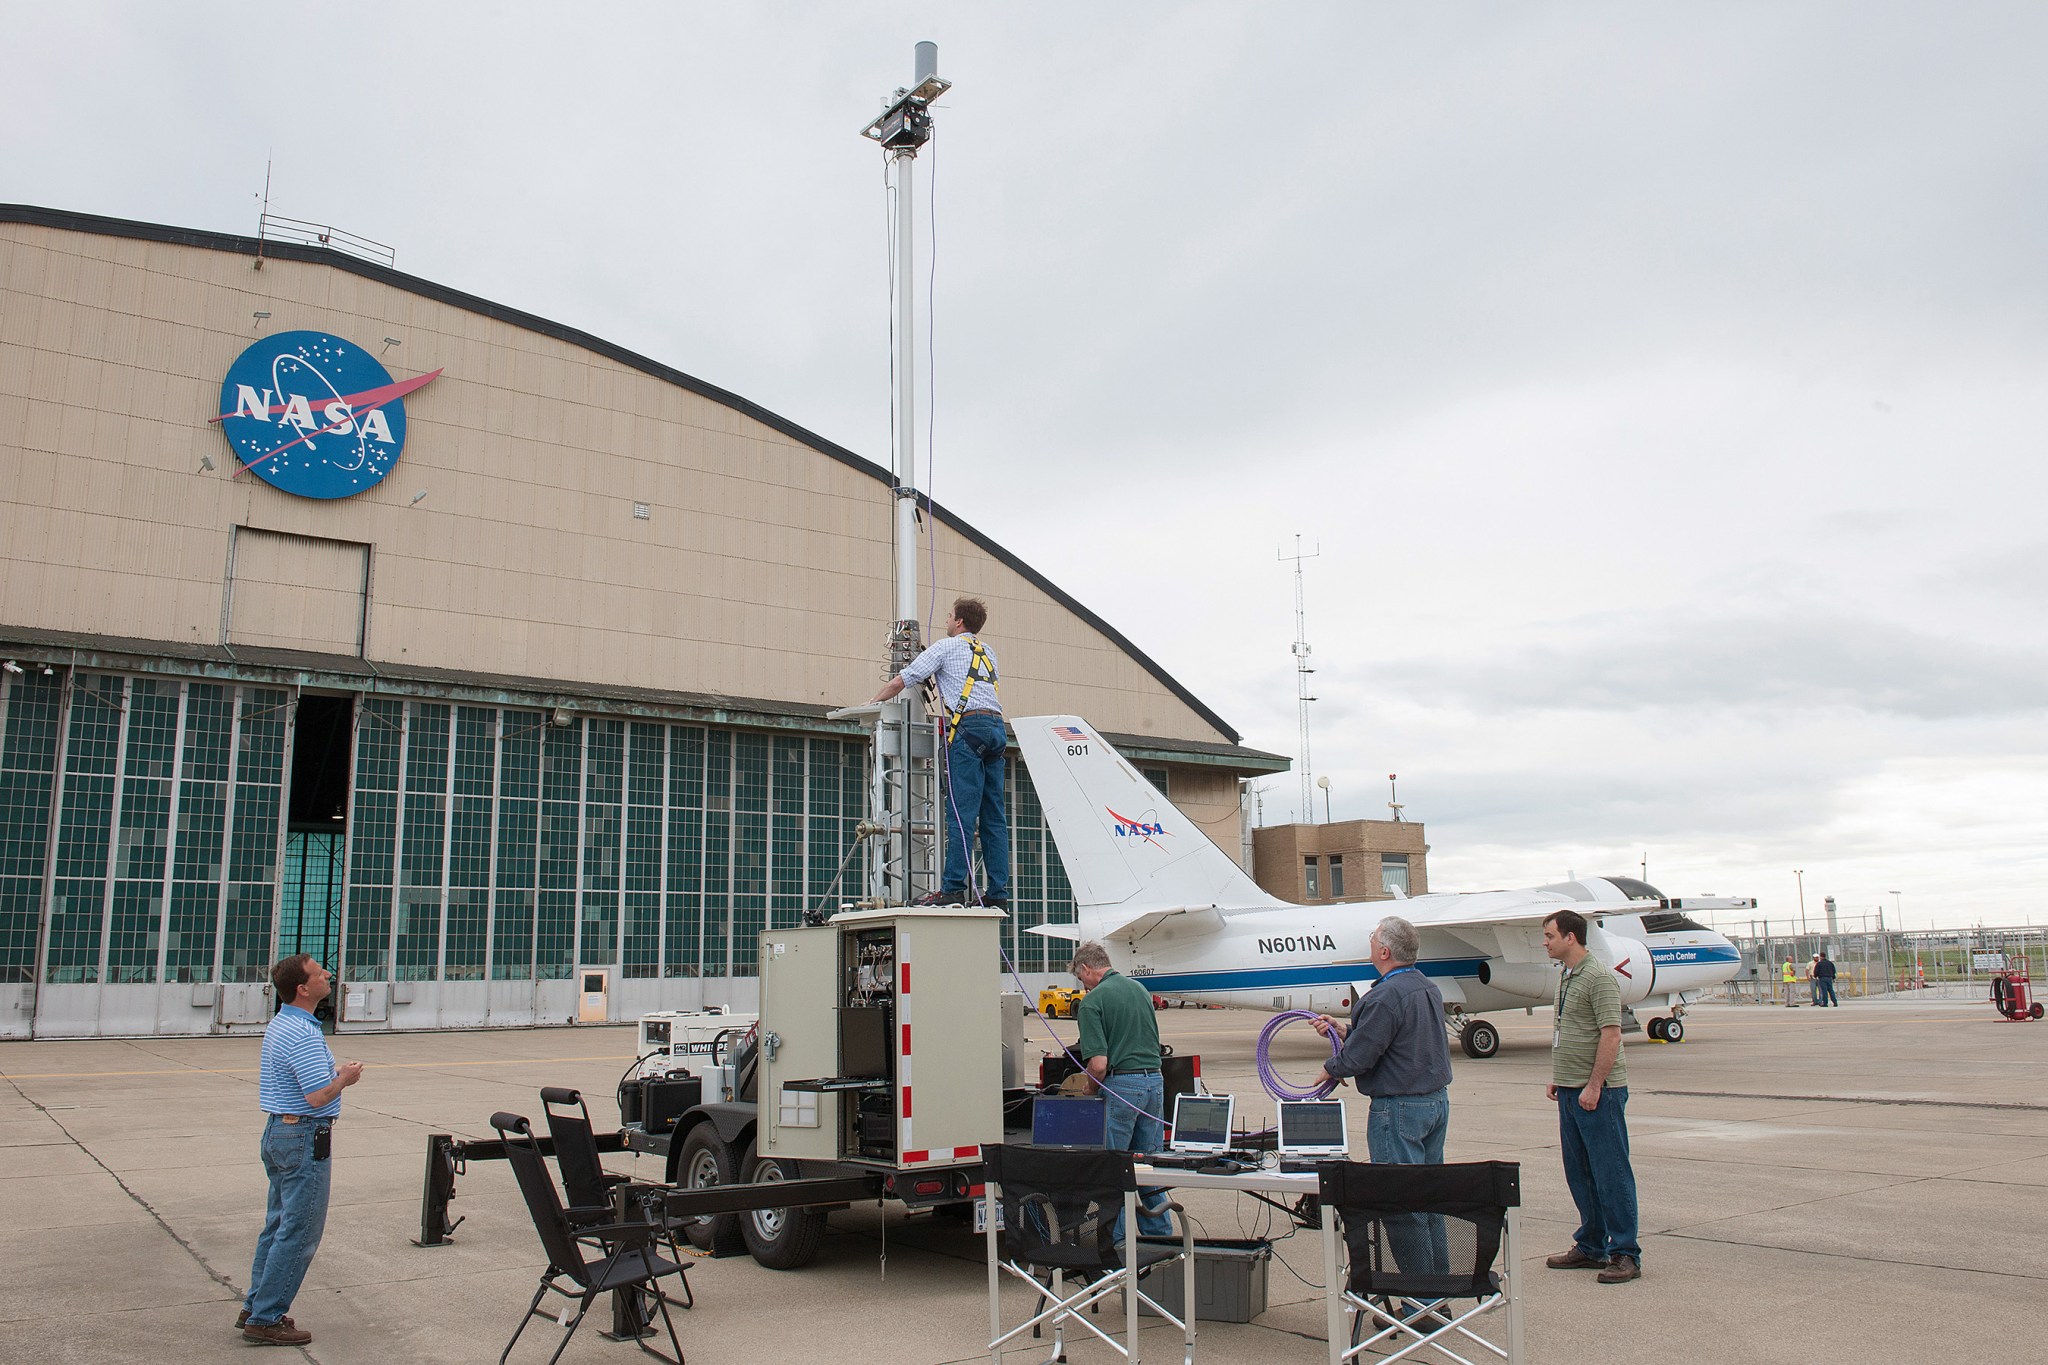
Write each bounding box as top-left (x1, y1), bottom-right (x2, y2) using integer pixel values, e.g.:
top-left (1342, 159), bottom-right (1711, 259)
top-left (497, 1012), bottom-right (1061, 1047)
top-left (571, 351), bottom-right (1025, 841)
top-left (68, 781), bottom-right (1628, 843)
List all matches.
top-left (1257, 1009), bottom-right (1342, 1101)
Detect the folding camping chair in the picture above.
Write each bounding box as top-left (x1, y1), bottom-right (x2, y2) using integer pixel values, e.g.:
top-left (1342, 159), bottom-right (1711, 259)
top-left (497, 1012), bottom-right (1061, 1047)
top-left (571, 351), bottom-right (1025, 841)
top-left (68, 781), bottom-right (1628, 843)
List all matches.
top-left (540, 1086), bottom-right (690, 1307)
top-left (1317, 1160), bottom-right (1524, 1365)
top-left (983, 1142), bottom-right (1196, 1365)
top-left (493, 1112), bottom-right (691, 1365)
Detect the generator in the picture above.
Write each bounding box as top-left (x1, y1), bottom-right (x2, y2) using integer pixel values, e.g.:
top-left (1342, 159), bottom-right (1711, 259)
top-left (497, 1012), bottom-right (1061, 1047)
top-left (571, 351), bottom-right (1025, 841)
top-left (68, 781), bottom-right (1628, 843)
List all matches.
top-left (757, 905), bottom-right (1004, 1168)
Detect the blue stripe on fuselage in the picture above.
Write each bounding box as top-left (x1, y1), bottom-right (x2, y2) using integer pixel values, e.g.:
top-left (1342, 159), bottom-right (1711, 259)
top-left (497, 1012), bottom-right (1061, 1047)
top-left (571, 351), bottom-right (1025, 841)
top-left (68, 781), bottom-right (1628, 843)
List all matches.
top-left (1648, 945), bottom-right (1741, 966)
top-left (1129, 958), bottom-right (1490, 995)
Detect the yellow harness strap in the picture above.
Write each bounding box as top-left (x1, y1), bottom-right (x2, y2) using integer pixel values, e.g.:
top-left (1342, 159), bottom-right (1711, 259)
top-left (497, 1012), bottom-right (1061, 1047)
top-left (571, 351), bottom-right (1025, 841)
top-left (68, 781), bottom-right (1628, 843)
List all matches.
top-left (947, 636), bottom-right (1000, 743)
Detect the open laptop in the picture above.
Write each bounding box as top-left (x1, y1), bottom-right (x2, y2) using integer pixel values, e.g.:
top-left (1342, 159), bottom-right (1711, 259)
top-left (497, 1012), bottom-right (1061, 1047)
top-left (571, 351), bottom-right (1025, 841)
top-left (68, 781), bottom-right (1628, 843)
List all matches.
top-left (1276, 1099), bottom-right (1350, 1171)
top-left (1030, 1094), bottom-right (1110, 1149)
top-left (1141, 1092), bottom-right (1236, 1167)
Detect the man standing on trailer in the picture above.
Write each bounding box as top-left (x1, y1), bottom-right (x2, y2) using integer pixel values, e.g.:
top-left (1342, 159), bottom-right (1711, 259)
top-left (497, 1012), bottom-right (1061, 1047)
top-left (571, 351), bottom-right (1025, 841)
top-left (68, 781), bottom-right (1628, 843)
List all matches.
top-left (1311, 914), bottom-right (1453, 1271)
top-left (870, 595), bottom-right (1009, 908)
top-left (1070, 941), bottom-right (1174, 1241)
top-left (241, 955), bottom-right (365, 1345)
top-left (1542, 909), bottom-right (1642, 1284)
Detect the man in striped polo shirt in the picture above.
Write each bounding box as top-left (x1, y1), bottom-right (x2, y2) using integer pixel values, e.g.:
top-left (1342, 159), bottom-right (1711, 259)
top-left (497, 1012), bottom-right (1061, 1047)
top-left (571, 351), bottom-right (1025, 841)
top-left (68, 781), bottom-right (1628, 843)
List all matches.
top-left (241, 955), bottom-right (364, 1346)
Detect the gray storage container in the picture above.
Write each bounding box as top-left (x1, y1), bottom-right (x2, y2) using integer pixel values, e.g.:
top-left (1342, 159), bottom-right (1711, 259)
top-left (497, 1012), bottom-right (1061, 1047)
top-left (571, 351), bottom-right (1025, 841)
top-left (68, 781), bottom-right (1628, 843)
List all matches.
top-left (1130, 1238), bottom-right (1272, 1323)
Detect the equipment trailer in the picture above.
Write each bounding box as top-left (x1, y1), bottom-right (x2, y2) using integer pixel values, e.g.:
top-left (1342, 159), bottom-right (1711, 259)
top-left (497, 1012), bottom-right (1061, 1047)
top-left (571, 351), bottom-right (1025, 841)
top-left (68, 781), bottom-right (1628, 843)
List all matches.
top-left (416, 908), bottom-right (1037, 1270)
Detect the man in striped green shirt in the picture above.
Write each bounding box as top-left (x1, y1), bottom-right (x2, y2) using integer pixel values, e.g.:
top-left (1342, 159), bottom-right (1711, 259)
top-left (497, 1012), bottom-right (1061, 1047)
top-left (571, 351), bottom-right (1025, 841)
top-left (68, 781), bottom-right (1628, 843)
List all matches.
top-left (1541, 910), bottom-right (1640, 1284)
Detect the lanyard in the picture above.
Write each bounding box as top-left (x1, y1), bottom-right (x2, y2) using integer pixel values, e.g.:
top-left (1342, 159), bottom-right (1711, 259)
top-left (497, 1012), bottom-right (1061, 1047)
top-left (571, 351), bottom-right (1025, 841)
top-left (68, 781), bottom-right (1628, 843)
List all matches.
top-left (1379, 965), bottom-right (1419, 984)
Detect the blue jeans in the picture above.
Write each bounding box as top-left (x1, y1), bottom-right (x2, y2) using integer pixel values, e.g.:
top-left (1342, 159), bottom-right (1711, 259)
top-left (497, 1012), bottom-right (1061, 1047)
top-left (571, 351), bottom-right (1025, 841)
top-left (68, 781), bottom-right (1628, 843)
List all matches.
top-left (245, 1116), bottom-right (333, 1325)
top-left (1557, 1086), bottom-right (1639, 1263)
top-left (941, 711), bottom-right (1009, 899)
top-left (1102, 1071), bottom-right (1174, 1241)
top-left (1367, 1089), bottom-right (1450, 1275)
top-left (1817, 978), bottom-right (1838, 1006)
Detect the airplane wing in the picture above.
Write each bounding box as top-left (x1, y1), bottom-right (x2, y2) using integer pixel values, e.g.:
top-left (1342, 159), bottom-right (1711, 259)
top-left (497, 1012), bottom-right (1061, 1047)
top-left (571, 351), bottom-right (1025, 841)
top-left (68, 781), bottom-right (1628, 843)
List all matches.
top-left (1417, 900), bottom-right (1656, 963)
top-left (1026, 906), bottom-right (1226, 944)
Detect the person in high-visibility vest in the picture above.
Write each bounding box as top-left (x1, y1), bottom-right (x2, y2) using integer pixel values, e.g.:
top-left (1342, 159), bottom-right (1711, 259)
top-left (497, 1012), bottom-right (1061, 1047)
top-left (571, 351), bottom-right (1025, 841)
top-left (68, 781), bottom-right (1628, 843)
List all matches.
top-left (1781, 958), bottom-right (1799, 1007)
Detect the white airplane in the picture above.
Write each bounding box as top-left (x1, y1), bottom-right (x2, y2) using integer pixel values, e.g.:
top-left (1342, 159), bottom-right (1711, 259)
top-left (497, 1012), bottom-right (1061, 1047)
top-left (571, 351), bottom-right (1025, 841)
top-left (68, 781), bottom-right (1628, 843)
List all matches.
top-left (1013, 715), bottom-right (1752, 1057)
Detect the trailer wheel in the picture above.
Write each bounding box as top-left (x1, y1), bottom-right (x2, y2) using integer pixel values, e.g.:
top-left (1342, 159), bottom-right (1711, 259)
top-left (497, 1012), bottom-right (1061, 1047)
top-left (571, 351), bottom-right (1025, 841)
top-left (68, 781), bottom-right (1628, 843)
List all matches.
top-left (1459, 1019), bottom-right (1500, 1059)
top-left (676, 1125), bottom-right (746, 1256)
top-left (2033, 1003), bottom-right (2044, 1020)
top-left (740, 1141), bottom-right (828, 1270)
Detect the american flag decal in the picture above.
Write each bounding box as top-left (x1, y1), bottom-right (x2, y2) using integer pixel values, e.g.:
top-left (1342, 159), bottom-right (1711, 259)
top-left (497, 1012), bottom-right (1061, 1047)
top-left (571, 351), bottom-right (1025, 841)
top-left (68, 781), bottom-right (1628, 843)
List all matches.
top-left (1053, 725), bottom-right (1088, 742)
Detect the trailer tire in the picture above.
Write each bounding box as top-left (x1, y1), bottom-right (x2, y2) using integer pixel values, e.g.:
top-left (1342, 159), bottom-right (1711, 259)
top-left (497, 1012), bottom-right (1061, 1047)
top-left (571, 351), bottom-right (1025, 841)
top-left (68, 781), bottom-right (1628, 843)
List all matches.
top-left (676, 1125), bottom-right (746, 1256)
top-left (740, 1141), bottom-right (828, 1270)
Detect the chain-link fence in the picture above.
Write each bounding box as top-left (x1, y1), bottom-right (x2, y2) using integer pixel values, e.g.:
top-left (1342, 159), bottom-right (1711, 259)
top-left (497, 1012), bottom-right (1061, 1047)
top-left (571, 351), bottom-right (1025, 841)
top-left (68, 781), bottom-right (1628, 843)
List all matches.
top-left (1701, 913), bottom-right (2048, 1002)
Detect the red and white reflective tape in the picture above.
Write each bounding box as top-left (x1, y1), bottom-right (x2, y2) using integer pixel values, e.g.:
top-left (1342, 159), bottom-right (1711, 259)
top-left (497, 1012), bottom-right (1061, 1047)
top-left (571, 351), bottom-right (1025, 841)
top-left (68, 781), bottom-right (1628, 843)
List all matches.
top-left (900, 1144), bottom-right (982, 1167)
top-left (899, 930), bottom-right (913, 1152)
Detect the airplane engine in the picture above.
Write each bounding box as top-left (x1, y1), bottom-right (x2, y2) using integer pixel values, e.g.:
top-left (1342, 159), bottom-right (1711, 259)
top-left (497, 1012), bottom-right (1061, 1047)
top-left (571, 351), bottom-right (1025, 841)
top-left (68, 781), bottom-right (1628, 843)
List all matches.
top-left (1587, 927), bottom-right (1655, 1006)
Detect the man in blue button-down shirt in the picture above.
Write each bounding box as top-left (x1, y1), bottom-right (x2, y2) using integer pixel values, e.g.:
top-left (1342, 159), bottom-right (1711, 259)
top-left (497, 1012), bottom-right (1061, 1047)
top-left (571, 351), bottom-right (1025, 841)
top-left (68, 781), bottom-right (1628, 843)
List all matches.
top-left (240, 956), bottom-right (363, 1346)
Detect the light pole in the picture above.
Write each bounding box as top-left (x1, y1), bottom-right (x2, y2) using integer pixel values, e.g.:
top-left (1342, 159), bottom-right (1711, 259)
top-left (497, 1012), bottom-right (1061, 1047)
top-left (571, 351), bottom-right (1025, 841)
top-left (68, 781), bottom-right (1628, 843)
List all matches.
top-left (1794, 870), bottom-right (1806, 936)
top-left (1316, 774), bottom-right (1332, 824)
top-left (1890, 891), bottom-right (1902, 927)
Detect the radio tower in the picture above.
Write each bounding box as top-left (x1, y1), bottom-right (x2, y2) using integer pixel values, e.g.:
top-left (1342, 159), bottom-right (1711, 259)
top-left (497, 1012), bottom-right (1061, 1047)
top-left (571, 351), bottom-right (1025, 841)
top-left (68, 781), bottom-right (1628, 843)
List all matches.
top-left (1281, 535), bottom-right (1319, 823)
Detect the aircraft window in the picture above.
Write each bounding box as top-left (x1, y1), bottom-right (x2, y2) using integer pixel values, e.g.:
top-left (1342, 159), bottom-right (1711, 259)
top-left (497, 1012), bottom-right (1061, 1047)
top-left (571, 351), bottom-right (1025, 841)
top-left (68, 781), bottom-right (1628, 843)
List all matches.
top-left (1605, 876), bottom-right (1664, 901)
top-left (1640, 912), bottom-right (1708, 935)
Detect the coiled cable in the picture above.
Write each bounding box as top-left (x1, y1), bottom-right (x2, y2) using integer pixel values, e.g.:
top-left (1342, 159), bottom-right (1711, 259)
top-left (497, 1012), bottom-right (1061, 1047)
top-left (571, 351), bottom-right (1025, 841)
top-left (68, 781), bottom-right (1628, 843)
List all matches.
top-left (1257, 1009), bottom-right (1341, 1101)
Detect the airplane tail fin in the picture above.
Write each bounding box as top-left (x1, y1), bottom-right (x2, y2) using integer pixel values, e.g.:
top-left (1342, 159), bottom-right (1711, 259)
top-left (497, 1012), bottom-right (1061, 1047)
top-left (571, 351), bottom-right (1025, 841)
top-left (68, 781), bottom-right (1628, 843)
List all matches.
top-left (1011, 716), bottom-right (1286, 928)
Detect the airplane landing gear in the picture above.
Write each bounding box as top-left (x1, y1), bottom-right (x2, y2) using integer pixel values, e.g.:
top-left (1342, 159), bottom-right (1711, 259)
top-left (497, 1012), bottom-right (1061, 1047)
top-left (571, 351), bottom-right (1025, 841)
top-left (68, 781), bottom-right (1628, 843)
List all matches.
top-left (1647, 1016), bottom-right (1686, 1043)
top-left (1459, 1018), bottom-right (1500, 1059)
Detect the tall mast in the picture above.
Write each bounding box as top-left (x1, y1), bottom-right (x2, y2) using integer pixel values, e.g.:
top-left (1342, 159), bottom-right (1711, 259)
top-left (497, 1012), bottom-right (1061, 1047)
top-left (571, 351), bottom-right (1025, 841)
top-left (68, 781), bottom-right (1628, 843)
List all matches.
top-left (859, 43), bottom-right (951, 903)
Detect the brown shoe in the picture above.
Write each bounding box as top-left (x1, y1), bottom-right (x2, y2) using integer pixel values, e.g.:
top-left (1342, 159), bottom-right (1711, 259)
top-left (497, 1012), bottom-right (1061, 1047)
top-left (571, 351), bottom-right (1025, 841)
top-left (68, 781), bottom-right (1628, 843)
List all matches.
top-left (241, 1320), bottom-right (312, 1346)
top-left (1597, 1255), bottom-right (1641, 1283)
top-left (1545, 1247), bottom-right (1608, 1269)
top-left (233, 1311), bottom-right (293, 1331)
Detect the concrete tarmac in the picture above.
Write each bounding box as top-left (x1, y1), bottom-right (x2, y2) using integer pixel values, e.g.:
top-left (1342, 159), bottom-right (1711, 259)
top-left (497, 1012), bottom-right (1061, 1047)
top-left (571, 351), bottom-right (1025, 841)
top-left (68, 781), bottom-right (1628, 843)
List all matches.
top-left (3, 996), bottom-right (2043, 1364)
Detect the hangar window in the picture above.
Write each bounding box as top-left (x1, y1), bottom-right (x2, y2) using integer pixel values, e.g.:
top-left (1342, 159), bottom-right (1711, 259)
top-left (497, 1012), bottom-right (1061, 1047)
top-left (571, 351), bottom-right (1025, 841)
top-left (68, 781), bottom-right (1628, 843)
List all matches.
top-left (1304, 857), bottom-right (1320, 899)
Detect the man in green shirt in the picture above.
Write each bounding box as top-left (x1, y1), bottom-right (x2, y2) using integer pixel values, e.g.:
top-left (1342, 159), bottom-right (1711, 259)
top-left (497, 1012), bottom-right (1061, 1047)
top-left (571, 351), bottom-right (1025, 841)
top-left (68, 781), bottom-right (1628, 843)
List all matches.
top-left (1070, 941), bottom-right (1173, 1239)
top-left (1541, 909), bottom-right (1641, 1284)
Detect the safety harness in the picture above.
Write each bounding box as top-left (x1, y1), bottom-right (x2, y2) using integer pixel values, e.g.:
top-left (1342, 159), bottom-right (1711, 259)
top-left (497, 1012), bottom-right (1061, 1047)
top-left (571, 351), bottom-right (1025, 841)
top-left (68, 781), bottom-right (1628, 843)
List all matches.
top-left (947, 636), bottom-right (1001, 743)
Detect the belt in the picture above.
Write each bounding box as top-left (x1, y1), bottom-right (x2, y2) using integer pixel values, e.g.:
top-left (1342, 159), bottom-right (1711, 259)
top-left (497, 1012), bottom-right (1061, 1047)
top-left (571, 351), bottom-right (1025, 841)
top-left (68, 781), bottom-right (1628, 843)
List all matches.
top-left (1111, 1068), bottom-right (1161, 1077)
top-left (270, 1114), bottom-right (333, 1124)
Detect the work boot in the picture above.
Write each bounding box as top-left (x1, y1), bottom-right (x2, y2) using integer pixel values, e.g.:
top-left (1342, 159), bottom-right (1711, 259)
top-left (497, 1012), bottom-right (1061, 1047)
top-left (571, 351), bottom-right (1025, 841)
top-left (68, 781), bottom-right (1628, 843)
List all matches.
top-left (1597, 1255), bottom-right (1641, 1283)
top-left (1545, 1247), bottom-right (1608, 1270)
top-left (242, 1320), bottom-right (313, 1346)
top-left (912, 890), bottom-right (964, 907)
top-left (233, 1311), bottom-right (292, 1332)
top-left (983, 895), bottom-right (1010, 910)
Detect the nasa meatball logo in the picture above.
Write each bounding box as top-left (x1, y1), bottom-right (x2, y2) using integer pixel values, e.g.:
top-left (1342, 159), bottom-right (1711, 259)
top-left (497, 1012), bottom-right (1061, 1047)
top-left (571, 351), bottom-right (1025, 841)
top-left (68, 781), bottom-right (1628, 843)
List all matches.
top-left (214, 331), bottom-right (442, 500)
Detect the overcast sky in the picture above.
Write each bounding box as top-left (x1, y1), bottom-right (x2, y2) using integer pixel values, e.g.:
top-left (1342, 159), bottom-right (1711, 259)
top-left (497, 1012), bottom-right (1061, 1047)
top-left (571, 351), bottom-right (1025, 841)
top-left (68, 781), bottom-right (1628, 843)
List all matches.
top-left (8, 3), bottom-right (2044, 931)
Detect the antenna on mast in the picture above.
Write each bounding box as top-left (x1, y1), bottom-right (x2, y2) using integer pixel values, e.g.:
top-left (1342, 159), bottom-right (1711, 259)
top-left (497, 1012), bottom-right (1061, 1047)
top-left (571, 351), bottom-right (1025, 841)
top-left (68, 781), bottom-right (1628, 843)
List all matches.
top-left (1280, 535), bottom-right (1319, 823)
top-left (856, 43), bottom-right (951, 906)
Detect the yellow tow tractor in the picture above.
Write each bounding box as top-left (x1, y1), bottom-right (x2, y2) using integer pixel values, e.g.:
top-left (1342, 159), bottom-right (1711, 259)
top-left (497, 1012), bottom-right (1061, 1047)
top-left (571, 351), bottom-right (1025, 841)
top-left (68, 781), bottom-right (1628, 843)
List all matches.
top-left (1037, 985), bottom-right (1084, 1019)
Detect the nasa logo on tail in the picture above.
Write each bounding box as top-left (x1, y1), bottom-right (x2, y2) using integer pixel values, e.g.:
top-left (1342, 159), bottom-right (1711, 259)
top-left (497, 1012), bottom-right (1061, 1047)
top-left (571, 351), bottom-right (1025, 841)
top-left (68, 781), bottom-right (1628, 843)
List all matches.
top-left (214, 331), bottom-right (442, 499)
top-left (1106, 806), bottom-right (1169, 848)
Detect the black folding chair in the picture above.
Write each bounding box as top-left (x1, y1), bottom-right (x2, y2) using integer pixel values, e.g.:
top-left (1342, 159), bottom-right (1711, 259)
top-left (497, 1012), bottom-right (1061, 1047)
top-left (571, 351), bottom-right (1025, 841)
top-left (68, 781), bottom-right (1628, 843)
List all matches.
top-left (1317, 1160), bottom-right (1524, 1365)
top-left (493, 1112), bottom-right (690, 1365)
top-left (539, 1086), bottom-right (691, 1305)
top-left (983, 1143), bottom-right (1196, 1365)
top-left (541, 1086), bottom-right (634, 1210)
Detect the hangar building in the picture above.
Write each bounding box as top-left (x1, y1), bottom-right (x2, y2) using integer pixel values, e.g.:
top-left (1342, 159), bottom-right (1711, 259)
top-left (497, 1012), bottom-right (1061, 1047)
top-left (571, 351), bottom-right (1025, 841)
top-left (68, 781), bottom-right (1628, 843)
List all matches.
top-left (0, 205), bottom-right (1285, 1039)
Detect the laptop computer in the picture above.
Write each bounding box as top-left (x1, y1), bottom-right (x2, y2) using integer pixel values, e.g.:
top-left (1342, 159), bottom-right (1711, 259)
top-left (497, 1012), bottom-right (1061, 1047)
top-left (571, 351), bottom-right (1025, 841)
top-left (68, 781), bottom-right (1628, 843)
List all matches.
top-left (1276, 1099), bottom-right (1350, 1170)
top-left (1030, 1094), bottom-right (1110, 1149)
top-left (1167, 1093), bottom-right (1235, 1155)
